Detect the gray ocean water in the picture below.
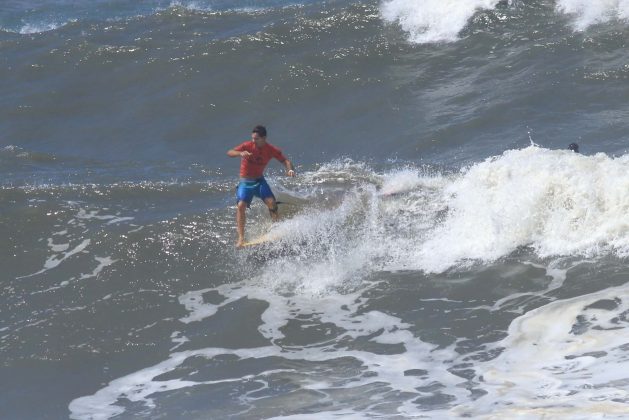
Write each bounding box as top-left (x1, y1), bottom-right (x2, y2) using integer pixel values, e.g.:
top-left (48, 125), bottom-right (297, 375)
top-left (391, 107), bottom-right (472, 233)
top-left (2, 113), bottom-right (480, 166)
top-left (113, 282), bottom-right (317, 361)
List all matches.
top-left (4, 0), bottom-right (629, 418)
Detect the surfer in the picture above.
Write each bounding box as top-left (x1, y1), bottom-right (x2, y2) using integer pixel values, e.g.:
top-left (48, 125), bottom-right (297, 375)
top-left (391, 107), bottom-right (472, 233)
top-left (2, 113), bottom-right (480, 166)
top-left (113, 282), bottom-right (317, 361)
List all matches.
top-left (227, 125), bottom-right (295, 247)
top-left (568, 143), bottom-right (579, 153)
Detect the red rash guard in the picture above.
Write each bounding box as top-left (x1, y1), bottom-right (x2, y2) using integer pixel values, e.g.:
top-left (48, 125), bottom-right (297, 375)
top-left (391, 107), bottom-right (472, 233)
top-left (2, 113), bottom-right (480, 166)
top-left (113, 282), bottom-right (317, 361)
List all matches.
top-left (234, 141), bottom-right (287, 178)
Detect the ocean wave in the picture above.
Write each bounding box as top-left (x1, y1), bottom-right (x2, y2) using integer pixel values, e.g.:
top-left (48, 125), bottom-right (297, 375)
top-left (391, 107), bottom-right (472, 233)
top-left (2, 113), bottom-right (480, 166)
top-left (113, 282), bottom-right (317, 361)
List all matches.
top-left (234, 147), bottom-right (629, 279)
top-left (18, 21), bottom-right (68, 34)
top-left (392, 146), bottom-right (629, 272)
top-left (556, 0), bottom-right (629, 31)
top-left (0, 145), bottom-right (58, 162)
top-left (380, 0), bottom-right (629, 43)
top-left (7, 144), bottom-right (629, 283)
top-left (8, 145), bottom-right (629, 277)
top-left (0, 20), bottom-right (69, 34)
top-left (0, 0), bottom-right (301, 35)
top-left (380, 0), bottom-right (502, 43)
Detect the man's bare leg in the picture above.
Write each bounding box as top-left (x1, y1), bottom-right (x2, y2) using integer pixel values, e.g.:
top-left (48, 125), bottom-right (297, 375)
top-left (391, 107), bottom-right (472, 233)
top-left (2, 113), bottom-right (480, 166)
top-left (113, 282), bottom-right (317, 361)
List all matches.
top-left (236, 201), bottom-right (247, 247)
top-left (264, 197), bottom-right (279, 222)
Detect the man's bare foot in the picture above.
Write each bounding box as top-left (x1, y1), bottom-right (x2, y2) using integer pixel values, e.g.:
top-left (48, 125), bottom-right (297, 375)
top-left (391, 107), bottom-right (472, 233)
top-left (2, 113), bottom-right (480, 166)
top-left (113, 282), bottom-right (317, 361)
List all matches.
top-left (236, 238), bottom-right (245, 248)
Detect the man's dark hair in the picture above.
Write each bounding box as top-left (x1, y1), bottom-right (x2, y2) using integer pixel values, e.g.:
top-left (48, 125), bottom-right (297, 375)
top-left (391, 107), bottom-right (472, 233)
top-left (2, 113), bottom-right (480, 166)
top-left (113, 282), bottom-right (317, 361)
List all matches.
top-left (568, 143), bottom-right (579, 153)
top-left (252, 125), bottom-right (267, 137)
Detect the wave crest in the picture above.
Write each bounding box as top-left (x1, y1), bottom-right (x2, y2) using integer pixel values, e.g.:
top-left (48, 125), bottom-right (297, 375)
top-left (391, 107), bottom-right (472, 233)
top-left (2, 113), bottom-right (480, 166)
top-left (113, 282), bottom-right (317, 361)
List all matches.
top-left (556, 0), bottom-right (629, 31)
top-left (380, 0), bottom-right (501, 43)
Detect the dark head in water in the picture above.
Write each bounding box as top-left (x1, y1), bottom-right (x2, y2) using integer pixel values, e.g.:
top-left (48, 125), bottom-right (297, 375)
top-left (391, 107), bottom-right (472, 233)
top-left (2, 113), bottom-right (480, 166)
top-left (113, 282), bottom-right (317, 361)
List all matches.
top-left (568, 143), bottom-right (579, 153)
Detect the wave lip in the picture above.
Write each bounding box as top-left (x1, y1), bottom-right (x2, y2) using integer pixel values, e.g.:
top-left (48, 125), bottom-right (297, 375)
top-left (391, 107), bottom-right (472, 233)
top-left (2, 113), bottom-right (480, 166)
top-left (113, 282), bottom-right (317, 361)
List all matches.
top-left (380, 0), bottom-right (501, 43)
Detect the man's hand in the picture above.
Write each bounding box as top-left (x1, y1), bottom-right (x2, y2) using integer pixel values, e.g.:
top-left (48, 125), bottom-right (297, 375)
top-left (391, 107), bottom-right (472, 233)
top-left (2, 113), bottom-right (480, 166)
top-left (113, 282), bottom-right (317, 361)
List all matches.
top-left (287, 169), bottom-right (295, 177)
top-left (240, 151), bottom-right (252, 158)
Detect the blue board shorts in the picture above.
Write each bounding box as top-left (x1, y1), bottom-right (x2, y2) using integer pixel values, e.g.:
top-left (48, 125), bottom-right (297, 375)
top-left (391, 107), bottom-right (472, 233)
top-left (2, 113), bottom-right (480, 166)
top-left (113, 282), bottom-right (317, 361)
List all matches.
top-left (236, 177), bottom-right (275, 207)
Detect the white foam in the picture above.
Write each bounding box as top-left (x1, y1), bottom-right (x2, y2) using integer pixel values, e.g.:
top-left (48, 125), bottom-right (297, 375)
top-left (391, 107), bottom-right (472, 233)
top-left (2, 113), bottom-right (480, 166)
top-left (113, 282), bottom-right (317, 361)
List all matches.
top-left (18, 21), bottom-right (66, 34)
top-left (556, 0), bottom-right (629, 31)
top-left (44, 239), bottom-right (91, 270)
top-left (455, 283), bottom-right (629, 417)
top-left (76, 208), bottom-right (134, 224)
top-left (378, 167), bottom-right (446, 196)
top-left (380, 0), bottom-right (501, 43)
top-left (168, 0), bottom-right (213, 12)
top-left (47, 238), bottom-right (70, 253)
top-left (18, 203), bottom-right (134, 281)
top-left (169, 331), bottom-right (189, 351)
top-left (17, 239), bottom-right (91, 279)
top-left (178, 287), bottom-right (235, 324)
top-left (70, 279), bottom-right (466, 419)
top-left (79, 256), bottom-right (117, 280)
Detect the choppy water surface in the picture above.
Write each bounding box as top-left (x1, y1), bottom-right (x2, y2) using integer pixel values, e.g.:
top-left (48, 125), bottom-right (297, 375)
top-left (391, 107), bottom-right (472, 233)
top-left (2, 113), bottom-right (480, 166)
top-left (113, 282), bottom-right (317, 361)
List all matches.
top-left (4, 0), bottom-right (629, 419)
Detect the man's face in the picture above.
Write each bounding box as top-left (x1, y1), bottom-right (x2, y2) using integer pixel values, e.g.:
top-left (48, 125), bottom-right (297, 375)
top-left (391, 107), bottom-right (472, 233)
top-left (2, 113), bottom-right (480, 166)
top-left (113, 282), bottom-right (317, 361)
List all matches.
top-left (251, 132), bottom-right (265, 146)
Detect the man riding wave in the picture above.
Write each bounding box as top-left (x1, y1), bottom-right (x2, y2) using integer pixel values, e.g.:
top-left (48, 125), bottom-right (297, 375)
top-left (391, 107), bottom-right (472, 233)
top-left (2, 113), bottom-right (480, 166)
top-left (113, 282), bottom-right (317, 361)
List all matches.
top-left (227, 125), bottom-right (295, 247)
